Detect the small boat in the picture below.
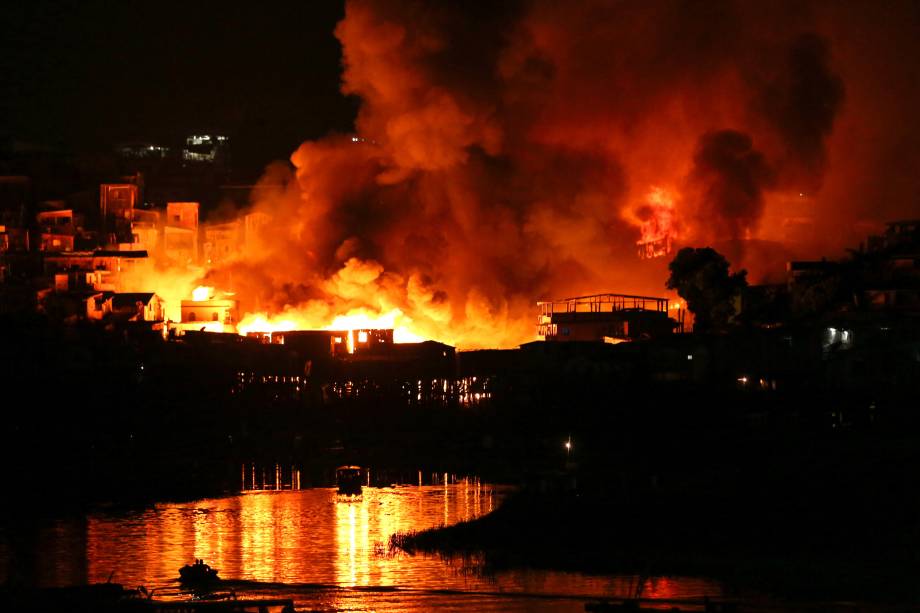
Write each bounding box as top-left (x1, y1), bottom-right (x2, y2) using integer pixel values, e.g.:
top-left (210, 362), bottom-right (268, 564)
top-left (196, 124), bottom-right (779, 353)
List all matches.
top-left (179, 559), bottom-right (220, 585)
top-left (336, 465), bottom-right (363, 496)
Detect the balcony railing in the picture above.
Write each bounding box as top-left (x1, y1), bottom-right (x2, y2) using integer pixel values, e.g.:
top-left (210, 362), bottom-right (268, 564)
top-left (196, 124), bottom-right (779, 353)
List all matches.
top-left (537, 293), bottom-right (669, 319)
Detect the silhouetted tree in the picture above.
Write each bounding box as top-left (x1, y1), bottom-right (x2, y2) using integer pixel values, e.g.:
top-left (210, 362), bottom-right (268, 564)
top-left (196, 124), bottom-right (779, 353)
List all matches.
top-left (666, 247), bottom-right (747, 333)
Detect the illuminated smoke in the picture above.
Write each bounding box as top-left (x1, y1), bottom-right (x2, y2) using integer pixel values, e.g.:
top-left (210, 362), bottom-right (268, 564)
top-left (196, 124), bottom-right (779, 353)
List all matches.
top-left (759, 33), bottom-right (845, 193)
top-left (195, 0), bottom-right (917, 348)
top-left (630, 187), bottom-right (678, 259)
top-left (685, 130), bottom-right (774, 242)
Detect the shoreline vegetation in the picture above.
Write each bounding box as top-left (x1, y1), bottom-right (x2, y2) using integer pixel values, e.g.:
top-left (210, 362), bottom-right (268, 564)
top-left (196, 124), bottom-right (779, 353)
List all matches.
top-left (391, 452), bottom-right (920, 605)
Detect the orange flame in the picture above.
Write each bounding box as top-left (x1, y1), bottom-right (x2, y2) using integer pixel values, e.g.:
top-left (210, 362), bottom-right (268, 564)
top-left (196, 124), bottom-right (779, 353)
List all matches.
top-left (237, 306), bottom-right (426, 344)
top-left (626, 186), bottom-right (678, 259)
top-left (191, 286), bottom-right (213, 301)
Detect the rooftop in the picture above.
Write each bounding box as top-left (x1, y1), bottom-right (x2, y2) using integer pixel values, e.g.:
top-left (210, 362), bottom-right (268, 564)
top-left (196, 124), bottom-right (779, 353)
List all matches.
top-left (538, 293), bottom-right (670, 319)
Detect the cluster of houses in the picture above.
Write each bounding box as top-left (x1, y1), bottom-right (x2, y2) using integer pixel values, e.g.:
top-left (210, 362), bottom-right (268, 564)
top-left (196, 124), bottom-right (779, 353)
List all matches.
top-left (0, 171), bottom-right (266, 332)
top-left (2, 150), bottom-right (918, 418)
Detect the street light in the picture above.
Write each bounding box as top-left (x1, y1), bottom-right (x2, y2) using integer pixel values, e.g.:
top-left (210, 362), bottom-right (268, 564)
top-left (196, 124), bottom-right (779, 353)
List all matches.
top-left (565, 436), bottom-right (572, 459)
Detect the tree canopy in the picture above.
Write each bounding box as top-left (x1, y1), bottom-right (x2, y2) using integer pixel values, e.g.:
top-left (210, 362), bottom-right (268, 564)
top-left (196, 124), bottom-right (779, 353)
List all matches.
top-left (666, 247), bottom-right (747, 333)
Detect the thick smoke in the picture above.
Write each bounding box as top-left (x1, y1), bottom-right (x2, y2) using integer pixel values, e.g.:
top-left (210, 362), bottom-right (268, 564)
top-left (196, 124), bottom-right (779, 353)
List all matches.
top-left (685, 130), bottom-right (774, 242)
top-left (759, 33), bottom-right (845, 192)
top-left (205, 0), bottom-right (918, 348)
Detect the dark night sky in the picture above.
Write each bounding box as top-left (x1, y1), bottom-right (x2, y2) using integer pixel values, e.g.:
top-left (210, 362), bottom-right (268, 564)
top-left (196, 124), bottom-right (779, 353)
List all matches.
top-left (0, 1), bottom-right (356, 174)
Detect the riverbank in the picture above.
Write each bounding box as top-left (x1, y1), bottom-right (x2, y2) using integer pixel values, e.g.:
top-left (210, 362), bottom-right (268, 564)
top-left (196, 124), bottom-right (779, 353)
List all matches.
top-left (392, 449), bottom-right (920, 604)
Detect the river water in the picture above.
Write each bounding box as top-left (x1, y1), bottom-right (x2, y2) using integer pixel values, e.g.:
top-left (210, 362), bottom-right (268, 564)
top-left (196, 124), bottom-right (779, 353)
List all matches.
top-left (0, 482), bottom-right (734, 611)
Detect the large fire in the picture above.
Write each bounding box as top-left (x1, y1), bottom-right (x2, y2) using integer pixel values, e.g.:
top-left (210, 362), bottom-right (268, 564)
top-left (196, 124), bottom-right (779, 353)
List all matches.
top-left (627, 187), bottom-right (678, 259)
top-left (237, 307), bottom-right (426, 344)
top-left (192, 286), bottom-right (213, 302)
top-left (116, 2), bottom-right (918, 349)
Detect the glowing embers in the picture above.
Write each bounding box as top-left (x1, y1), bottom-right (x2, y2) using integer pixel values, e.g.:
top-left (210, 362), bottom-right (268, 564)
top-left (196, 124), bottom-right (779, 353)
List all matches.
top-left (631, 187), bottom-right (678, 259)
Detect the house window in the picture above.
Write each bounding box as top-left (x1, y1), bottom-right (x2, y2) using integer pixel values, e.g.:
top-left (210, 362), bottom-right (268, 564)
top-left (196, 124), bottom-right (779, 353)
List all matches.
top-left (212, 312), bottom-right (219, 321)
top-left (189, 312), bottom-right (197, 322)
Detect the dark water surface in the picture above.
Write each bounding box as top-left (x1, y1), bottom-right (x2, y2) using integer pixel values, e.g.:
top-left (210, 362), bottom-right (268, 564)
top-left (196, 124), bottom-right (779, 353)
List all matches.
top-left (0, 482), bottom-right (860, 611)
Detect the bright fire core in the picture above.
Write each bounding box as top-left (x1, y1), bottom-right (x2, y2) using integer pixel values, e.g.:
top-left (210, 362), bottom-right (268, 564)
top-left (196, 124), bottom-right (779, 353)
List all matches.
top-left (237, 308), bottom-right (426, 344)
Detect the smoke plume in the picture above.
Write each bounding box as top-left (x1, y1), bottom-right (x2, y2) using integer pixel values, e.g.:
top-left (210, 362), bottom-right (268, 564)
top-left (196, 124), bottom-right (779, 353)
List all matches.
top-left (685, 130), bottom-right (774, 242)
top-left (202, 0), bottom-right (918, 348)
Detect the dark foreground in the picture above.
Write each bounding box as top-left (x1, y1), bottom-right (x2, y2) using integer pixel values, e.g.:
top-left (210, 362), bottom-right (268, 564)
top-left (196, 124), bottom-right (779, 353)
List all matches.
top-left (0, 582), bottom-right (736, 613)
top-left (394, 434), bottom-right (920, 605)
top-left (0, 584), bottom-right (295, 613)
top-left (3, 314), bottom-right (920, 609)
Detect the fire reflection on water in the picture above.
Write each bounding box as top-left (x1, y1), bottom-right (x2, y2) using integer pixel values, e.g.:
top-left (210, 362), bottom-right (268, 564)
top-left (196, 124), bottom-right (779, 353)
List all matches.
top-left (335, 500), bottom-right (360, 586)
top-left (80, 481), bottom-right (497, 591)
top-left (1, 483), bottom-right (724, 609)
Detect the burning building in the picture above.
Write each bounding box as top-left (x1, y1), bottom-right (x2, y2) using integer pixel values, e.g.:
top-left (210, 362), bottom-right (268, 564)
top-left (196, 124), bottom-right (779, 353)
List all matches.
top-left (172, 286), bottom-right (239, 333)
top-left (267, 327), bottom-right (394, 357)
top-left (3, 1), bottom-right (918, 355)
top-left (182, 1), bottom-right (864, 349)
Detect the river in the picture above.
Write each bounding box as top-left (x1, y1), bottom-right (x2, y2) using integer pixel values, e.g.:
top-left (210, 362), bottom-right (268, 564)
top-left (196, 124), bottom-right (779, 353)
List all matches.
top-left (0, 481), bottom-right (733, 611)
